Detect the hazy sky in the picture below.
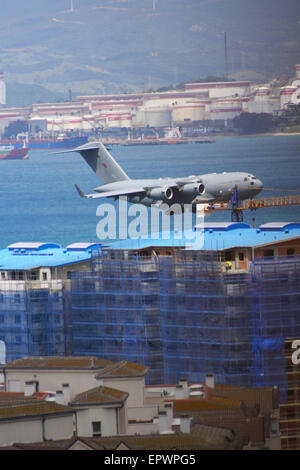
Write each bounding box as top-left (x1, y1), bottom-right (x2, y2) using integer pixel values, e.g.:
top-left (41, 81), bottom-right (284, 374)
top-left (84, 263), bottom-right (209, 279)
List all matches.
top-left (1, 0), bottom-right (300, 95)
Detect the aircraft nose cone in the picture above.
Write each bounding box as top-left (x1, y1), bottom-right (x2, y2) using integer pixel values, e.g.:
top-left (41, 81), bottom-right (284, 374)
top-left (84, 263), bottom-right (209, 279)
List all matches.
top-left (257, 179), bottom-right (264, 190)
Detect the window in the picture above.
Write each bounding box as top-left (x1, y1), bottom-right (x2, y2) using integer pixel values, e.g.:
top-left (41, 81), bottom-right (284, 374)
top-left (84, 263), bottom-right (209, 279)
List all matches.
top-left (263, 250), bottom-right (274, 258)
top-left (287, 248), bottom-right (295, 256)
top-left (30, 271), bottom-right (38, 281)
top-left (225, 251), bottom-right (234, 261)
top-left (238, 252), bottom-right (244, 261)
top-left (92, 421), bottom-right (101, 437)
top-left (42, 272), bottom-right (48, 281)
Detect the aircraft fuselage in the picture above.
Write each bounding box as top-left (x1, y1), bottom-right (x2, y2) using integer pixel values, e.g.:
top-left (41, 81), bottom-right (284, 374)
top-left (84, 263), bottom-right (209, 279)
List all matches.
top-left (93, 171), bottom-right (263, 207)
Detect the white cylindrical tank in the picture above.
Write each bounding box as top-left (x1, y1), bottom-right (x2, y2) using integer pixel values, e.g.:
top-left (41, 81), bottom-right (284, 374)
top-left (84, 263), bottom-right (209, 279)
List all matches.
top-left (0, 72), bottom-right (6, 106)
top-left (47, 118), bottom-right (64, 132)
top-left (254, 87), bottom-right (270, 102)
top-left (209, 100), bottom-right (242, 120)
top-left (172, 104), bottom-right (205, 122)
top-left (64, 117), bottom-right (82, 131)
top-left (291, 80), bottom-right (300, 105)
top-left (280, 86), bottom-right (297, 108)
top-left (248, 98), bottom-right (280, 114)
top-left (144, 107), bottom-right (172, 127)
top-left (132, 108), bottom-right (145, 126)
top-left (119, 113), bottom-right (132, 128)
top-left (107, 114), bottom-right (121, 128)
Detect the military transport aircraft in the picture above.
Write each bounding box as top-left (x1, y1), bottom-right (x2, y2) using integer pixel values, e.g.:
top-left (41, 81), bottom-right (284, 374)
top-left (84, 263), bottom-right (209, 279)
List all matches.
top-left (61, 141), bottom-right (263, 210)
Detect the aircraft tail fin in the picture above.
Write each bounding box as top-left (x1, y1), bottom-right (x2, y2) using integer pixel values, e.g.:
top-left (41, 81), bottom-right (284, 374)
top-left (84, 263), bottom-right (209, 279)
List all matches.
top-left (63, 141), bottom-right (130, 184)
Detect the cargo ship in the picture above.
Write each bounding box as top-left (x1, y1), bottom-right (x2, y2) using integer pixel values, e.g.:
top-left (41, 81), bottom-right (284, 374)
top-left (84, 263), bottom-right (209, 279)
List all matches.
top-left (0, 145), bottom-right (29, 160)
top-left (0, 135), bottom-right (89, 150)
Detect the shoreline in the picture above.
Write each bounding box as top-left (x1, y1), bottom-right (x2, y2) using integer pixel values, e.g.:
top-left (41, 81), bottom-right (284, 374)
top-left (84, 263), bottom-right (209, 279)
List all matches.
top-left (212, 132), bottom-right (300, 138)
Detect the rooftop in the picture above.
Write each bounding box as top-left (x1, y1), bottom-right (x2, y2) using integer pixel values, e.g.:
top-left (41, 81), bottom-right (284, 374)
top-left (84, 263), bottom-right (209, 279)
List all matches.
top-left (0, 433), bottom-right (231, 451)
top-left (109, 221), bottom-right (300, 252)
top-left (0, 392), bottom-right (49, 406)
top-left (1, 222), bottom-right (300, 271)
top-left (0, 401), bottom-right (72, 421)
top-left (95, 360), bottom-right (149, 379)
top-left (170, 397), bottom-right (243, 415)
top-left (71, 385), bottom-right (128, 406)
top-left (0, 242), bottom-right (101, 270)
top-left (1, 356), bottom-right (113, 371)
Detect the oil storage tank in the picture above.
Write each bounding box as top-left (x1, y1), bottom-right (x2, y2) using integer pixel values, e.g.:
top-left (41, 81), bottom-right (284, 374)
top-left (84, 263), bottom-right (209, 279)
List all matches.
top-left (172, 103), bottom-right (205, 123)
top-left (280, 86), bottom-right (297, 108)
top-left (209, 100), bottom-right (243, 121)
top-left (144, 106), bottom-right (172, 127)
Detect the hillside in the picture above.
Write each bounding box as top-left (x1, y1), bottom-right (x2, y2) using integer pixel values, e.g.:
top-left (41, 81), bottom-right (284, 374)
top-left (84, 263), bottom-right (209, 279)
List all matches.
top-left (1, 0), bottom-right (300, 105)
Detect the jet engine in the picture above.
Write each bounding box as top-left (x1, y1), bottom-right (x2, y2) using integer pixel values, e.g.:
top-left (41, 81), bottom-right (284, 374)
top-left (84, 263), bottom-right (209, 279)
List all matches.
top-left (181, 182), bottom-right (205, 197)
top-left (148, 187), bottom-right (174, 201)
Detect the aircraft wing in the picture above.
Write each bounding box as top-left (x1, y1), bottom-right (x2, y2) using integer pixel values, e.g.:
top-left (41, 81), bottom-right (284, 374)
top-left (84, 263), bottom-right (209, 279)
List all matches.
top-left (175, 178), bottom-right (202, 186)
top-left (75, 184), bottom-right (146, 199)
top-left (75, 181), bottom-right (189, 199)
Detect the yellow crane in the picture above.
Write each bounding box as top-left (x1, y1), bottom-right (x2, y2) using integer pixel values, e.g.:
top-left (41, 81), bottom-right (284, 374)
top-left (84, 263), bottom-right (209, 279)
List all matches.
top-left (205, 194), bottom-right (300, 218)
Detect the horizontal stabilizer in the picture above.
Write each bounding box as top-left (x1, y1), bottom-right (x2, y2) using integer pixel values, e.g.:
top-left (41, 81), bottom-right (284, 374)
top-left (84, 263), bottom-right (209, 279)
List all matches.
top-left (53, 142), bottom-right (106, 155)
top-left (75, 184), bottom-right (85, 197)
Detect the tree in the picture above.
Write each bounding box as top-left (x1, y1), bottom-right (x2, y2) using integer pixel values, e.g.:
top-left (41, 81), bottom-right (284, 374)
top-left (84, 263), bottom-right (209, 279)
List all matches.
top-left (233, 113), bottom-right (278, 134)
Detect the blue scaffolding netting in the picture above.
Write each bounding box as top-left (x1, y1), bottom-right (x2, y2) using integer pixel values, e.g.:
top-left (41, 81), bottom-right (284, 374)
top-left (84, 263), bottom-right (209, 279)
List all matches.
top-left (69, 251), bottom-right (300, 401)
top-left (0, 287), bottom-right (68, 361)
top-left (1, 251), bottom-right (300, 402)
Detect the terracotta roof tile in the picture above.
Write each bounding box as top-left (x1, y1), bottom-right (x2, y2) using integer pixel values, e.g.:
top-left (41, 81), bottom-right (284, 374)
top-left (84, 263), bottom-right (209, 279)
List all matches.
top-left (0, 433), bottom-right (230, 450)
top-left (71, 386), bottom-right (128, 406)
top-left (0, 401), bottom-right (72, 420)
top-left (171, 397), bottom-right (242, 414)
top-left (1, 439), bottom-right (77, 450)
top-left (77, 433), bottom-right (230, 450)
top-left (0, 392), bottom-right (48, 406)
top-left (1, 356), bottom-right (113, 370)
top-left (210, 386), bottom-right (277, 412)
top-left (96, 360), bottom-right (149, 379)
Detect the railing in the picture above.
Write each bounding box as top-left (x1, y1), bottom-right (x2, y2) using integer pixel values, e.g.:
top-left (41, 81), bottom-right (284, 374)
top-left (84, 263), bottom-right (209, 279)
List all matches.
top-left (205, 194), bottom-right (300, 212)
top-left (0, 279), bottom-right (64, 292)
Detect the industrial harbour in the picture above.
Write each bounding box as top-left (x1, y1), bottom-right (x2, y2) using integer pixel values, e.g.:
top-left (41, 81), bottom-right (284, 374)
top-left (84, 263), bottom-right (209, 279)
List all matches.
top-left (1, 63), bottom-right (300, 149)
top-left (0, 52), bottom-right (300, 450)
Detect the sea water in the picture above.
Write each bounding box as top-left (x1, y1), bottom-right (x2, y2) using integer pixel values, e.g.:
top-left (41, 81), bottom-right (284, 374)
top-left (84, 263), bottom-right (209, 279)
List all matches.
top-left (0, 134), bottom-right (299, 248)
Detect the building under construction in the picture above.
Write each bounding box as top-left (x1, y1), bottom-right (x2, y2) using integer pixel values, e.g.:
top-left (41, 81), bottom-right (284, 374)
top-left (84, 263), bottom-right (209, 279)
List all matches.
top-left (70, 222), bottom-right (300, 402)
top-left (0, 242), bottom-right (101, 363)
top-left (0, 223), bottom-right (300, 403)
